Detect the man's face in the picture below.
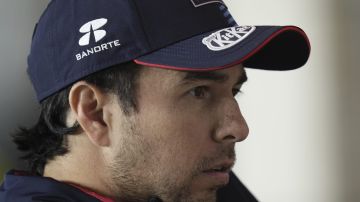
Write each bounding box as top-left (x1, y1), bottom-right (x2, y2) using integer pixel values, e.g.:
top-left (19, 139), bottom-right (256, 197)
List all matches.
top-left (106, 64), bottom-right (249, 202)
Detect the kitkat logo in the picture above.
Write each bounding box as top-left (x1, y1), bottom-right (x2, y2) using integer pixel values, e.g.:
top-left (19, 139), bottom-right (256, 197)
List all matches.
top-left (202, 26), bottom-right (256, 51)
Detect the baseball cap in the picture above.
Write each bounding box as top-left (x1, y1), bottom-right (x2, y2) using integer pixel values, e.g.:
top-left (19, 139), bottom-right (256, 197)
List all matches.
top-left (27, 0), bottom-right (311, 102)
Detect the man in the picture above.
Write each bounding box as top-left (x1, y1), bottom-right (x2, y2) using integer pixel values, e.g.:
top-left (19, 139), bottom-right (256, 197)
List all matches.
top-left (0, 0), bottom-right (310, 201)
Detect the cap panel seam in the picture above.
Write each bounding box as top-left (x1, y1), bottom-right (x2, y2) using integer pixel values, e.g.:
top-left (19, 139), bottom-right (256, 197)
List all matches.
top-left (27, 0), bottom-right (56, 95)
top-left (51, 0), bottom-right (58, 84)
top-left (128, 0), bottom-right (152, 50)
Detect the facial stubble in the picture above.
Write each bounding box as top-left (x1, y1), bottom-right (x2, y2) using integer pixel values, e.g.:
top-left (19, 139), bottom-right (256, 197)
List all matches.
top-left (107, 118), bottom-right (235, 202)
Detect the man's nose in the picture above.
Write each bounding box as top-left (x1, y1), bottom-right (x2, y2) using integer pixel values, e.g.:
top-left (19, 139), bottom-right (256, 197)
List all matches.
top-left (213, 99), bottom-right (249, 143)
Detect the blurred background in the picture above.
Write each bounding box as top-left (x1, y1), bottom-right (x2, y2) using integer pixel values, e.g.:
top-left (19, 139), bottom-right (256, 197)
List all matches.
top-left (0, 0), bottom-right (359, 201)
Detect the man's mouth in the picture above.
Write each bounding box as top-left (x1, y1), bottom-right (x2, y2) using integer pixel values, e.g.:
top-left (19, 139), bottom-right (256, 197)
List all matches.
top-left (204, 166), bottom-right (229, 172)
top-left (201, 160), bottom-right (234, 185)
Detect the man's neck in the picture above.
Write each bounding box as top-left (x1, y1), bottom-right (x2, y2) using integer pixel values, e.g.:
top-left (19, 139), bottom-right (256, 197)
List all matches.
top-left (43, 135), bottom-right (113, 199)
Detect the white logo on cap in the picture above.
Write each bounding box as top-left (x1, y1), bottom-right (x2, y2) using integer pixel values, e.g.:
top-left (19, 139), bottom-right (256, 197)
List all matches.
top-left (79, 18), bottom-right (108, 46)
top-left (75, 18), bottom-right (121, 61)
top-left (202, 26), bottom-right (256, 51)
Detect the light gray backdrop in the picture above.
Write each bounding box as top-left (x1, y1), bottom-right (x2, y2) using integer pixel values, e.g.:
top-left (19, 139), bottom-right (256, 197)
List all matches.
top-left (0, 0), bottom-right (49, 169)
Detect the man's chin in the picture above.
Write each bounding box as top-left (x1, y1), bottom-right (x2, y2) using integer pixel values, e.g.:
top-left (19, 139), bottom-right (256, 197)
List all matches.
top-left (162, 181), bottom-right (219, 202)
top-left (189, 172), bottom-right (230, 194)
top-left (183, 189), bottom-right (218, 202)
top-left (155, 171), bottom-right (228, 202)
top-left (176, 181), bottom-right (223, 202)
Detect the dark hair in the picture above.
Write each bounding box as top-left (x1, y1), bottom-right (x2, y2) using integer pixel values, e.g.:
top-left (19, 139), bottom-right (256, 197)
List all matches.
top-left (12, 62), bottom-right (142, 175)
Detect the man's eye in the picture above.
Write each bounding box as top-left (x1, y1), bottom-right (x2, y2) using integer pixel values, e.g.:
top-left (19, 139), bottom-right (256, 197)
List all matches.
top-left (189, 86), bottom-right (209, 99)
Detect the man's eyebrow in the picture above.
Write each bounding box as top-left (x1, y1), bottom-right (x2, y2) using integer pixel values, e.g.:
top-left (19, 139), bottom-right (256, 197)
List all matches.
top-left (181, 70), bottom-right (248, 85)
top-left (182, 71), bottom-right (228, 83)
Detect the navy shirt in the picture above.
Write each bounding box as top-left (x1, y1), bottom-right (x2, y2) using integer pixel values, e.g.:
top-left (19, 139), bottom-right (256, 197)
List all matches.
top-left (0, 170), bottom-right (257, 202)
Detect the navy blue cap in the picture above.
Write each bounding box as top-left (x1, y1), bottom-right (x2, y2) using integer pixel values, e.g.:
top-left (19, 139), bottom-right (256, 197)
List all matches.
top-left (27, 0), bottom-right (310, 102)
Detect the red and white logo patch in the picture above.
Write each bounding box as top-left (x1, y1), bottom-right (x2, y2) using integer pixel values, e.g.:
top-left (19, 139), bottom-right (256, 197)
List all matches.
top-left (202, 26), bottom-right (256, 51)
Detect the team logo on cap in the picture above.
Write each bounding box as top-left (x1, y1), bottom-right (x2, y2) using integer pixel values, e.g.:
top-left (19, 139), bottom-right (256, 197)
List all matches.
top-left (75, 18), bottom-right (121, 61)
top-left (202, 26), bottom-right (256, 51)
top-left (79, 18), bottom-right (108, 46)
top-left (191, 0), bottom-right (224, 7)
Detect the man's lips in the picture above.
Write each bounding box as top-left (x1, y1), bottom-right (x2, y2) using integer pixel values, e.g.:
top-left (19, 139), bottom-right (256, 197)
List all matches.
top-left (203, 159), bottom-right (234, 173)
top-left (201, 160), bottom-right (234, 185)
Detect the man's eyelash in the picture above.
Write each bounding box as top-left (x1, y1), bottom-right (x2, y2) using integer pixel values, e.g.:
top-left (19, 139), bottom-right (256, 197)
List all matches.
top-left (189, 86), bottom-right (209, 99)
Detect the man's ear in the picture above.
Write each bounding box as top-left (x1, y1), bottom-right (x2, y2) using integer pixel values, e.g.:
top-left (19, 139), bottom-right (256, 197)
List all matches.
top-left (68, 81), bottom-right (111, 147)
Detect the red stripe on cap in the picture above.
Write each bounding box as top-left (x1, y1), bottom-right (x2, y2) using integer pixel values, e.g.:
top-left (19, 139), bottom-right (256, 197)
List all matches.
top-left (134, 26), bottom-right (310, 71)
top-left (134, 59), bottom-right (236, 72)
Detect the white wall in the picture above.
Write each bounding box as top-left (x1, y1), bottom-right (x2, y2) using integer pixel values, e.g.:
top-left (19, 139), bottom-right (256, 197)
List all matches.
top-left (227, 0), bottom-right (360, 201)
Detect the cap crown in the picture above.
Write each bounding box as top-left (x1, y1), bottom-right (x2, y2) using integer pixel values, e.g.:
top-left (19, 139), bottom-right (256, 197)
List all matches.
top-left (28, 0), bottom-right (235, 101)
